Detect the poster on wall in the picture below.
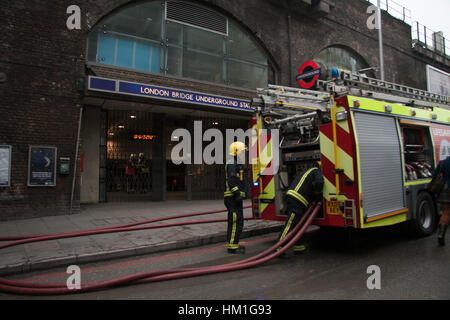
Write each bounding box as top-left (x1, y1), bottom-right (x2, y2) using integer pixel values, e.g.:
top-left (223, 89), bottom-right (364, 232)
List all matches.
top-left (431, 125), bottom-right (450, 163)
top-left (0, 145), bottom-right (12, 187)
top-left (28, 146), bottom-right (57, 187)
top-left (426, 65), bottom-right (450, 96)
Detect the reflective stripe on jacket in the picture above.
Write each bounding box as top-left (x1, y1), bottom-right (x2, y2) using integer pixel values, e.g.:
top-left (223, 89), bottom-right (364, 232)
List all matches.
top-left (286, 167), bottom-right (324, 207)
top-left (224, 159), bottom-right (246, 198)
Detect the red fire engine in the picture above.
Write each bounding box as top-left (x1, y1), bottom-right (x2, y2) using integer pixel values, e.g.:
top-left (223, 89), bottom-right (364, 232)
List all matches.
top-left (250, 70), bottom-right (450, 236)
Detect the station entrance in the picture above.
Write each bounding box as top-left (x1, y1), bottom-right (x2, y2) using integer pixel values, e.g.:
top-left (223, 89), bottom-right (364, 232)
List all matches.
top-left (87, 102), bottom-right (251, 203)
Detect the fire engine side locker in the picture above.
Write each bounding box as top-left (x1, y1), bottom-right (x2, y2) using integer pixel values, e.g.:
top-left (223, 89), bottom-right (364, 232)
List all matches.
top-left (352, 111), bottom-right (408, 226)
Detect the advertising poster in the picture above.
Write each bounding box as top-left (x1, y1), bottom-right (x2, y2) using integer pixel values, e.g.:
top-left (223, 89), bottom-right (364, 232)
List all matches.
top-left (28, 146), bottom-right (57, 187)
top-left (0, 145), bottom-right (12, 187)
top-left (431, 125), bottom-right (450, 163)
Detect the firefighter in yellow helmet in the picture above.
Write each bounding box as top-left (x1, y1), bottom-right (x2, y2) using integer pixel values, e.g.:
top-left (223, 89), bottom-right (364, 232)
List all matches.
top-left (224, 141), bottom-right (247, 254)
top-left (278, 162), bottom-right (324, 257)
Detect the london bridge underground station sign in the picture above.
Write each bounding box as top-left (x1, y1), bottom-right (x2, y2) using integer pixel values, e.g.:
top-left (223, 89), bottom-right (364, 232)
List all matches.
top-left (88, 76), bottom-right (253, 112)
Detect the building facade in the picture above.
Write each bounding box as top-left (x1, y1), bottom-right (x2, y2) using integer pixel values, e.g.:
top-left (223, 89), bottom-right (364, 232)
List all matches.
top-left (1, 0), bottom-right (449, 220)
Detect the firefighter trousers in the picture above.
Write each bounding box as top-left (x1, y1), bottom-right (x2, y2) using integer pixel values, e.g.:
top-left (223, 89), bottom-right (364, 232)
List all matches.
top-left (225, 197), bottom-right (244, 249)
top-left (278, 197), bottom-right (307, 251)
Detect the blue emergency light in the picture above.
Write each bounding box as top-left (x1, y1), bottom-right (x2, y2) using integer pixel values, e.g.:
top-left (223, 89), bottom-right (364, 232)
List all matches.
top-left (331, 67), bottom-right (340, 79)
top-left (253, 181), bottom-right (260, 187)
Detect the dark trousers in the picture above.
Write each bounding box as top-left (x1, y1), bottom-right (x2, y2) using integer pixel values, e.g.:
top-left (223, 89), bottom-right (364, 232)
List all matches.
top-left (225, 197), bottom-right (244, 249)
top-left (278, 196), bottom-right (307, 248)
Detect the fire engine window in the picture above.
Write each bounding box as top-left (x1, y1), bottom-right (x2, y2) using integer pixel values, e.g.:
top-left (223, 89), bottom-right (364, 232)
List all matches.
top-left (401, 125), bottom-right (434, 181)
top-left (87, 1), bottom-right (276, 90)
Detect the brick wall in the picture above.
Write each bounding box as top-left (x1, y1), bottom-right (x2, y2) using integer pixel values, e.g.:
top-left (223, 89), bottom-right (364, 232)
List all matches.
top-left (0, 0), bottom-right (85, 220)
top-left (0, 0), bottom-right (448, 220)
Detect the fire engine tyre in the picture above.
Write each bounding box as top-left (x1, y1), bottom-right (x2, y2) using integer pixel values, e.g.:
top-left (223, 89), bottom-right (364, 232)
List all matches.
top-left (410, 192), bottom-right (437, 237)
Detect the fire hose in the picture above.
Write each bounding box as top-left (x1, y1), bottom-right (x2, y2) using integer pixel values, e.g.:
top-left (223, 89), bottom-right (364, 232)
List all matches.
top-left (0, 206), bottom-right (252, 242)
top-left (0, 203), bottom-right (321, 295)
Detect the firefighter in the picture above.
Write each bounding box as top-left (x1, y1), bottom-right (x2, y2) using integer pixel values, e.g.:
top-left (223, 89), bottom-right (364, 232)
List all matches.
top-left (224, 141), bottom-right (247, 254)
top-left (278, 163), bottom-right (324, 257)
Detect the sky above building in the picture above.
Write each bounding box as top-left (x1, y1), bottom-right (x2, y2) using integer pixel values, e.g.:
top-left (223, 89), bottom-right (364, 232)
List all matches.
top-left (368, 0), bottom-right (450, 40)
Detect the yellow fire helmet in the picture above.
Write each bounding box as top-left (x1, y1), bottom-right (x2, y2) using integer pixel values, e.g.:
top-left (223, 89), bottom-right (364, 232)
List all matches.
top-left (229, 141), bottom-right (247, 156)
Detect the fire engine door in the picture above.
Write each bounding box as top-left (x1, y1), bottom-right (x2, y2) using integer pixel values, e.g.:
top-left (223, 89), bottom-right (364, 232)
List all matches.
top-left (353, 112), bottom-right (406, 220)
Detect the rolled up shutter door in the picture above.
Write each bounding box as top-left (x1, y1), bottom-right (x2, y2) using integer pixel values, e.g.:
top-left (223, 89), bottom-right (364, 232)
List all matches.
top-left (353, 112), bottom-right (405, 220)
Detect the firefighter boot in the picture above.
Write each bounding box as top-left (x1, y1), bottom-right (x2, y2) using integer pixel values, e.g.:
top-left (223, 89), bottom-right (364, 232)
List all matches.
top-left (293, 244), bottom-right (307, 254)
top-left (438, 224), bottom-right (447, 246)
top-left (228, 246), bottom-right (246, 254)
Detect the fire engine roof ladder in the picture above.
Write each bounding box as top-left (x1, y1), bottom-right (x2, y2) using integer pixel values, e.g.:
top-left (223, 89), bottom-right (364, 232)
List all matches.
top-left (254, 84), bottom-right (331, 115)
top-left (254, 71), bottom-right (450, 113)
top-left (318, 70), bottom-right (450, 110)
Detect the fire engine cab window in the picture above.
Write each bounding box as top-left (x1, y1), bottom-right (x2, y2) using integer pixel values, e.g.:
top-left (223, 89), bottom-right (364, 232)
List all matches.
top-left (87, 1), bottom-right (275, 90)
top-left (315, 46), bottom-right (371, 76)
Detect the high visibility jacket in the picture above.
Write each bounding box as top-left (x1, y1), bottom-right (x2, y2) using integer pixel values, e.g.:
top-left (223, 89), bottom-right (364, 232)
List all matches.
top-left (224, 159), bottom-right (246, 198)
top-left (286, 167), bottom-right (324, 208)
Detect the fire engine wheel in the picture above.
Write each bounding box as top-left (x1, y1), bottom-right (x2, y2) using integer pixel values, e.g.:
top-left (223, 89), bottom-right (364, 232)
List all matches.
top-left (410, 192), bottom-right (437, 237)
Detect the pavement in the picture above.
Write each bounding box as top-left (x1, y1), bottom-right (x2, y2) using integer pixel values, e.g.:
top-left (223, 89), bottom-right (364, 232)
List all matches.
top-left (0, 200), bottom-right (290, 276)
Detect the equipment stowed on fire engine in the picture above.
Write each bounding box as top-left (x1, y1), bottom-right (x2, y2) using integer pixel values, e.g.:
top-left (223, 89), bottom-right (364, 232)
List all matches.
top-left (250, 68), bottom-right (450, 237)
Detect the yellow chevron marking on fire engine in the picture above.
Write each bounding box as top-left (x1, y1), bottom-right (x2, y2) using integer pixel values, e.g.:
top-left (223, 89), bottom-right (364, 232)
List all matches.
top-left (319, 132), bottom-right (354, 181)
top-left (251, 123), bottom-right (259, 185)
top-left (259, 203), bottom-right (268, 215)
top-left (337, 117), bottom-right (350, 134)
top-left (260, 177), bottom-right (275, 200)
top-left (322, 177), bottom-right (348, 200)
top-left (322, 176), bottom-right (336, 201)
top-left (259, 135), bottom-right (273, 176)
top-left (259, 178), bottom-right (275, 217)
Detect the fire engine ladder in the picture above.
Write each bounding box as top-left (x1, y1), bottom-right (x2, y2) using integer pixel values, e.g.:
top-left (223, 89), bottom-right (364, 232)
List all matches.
top-left (253, 84), bottom-right (332, 115)
top-left (319, 71), bottom-right (450, 110)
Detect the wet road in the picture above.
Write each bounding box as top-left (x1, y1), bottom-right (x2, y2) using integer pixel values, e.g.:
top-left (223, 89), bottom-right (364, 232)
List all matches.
top-left (1, 224), bottom-right (449, 300)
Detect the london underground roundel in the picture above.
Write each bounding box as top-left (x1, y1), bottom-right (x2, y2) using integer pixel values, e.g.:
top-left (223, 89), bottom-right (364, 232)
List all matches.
top-left (297, 61), bottom-right (321, 89)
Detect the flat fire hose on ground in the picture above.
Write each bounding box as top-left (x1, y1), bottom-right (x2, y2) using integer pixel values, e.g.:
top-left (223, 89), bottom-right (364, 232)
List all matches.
top-left (0, 206), bottom-right (252, 242)
top-left (0, 203), bottom-right (321, 295)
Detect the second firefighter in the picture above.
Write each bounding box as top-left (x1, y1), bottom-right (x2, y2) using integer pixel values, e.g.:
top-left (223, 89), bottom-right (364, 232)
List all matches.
top-left (224, 141), bottom-right (247, 254)
top-left (278, 164), bottom-right (324, 256)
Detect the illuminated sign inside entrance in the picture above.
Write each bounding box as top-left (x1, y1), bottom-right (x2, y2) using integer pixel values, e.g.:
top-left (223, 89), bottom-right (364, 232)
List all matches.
top-left (127, 132), bottom-right (157, 141)
top-left (131, 134), bottom-right (157, 141)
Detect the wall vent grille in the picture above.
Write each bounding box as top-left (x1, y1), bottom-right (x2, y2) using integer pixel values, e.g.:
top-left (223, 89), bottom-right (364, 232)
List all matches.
top-left (166, 1), bottom-right (228, 35)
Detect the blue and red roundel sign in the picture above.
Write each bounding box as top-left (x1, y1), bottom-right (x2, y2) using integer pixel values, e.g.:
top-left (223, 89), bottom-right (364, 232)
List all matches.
top-left (296, 61), bottom-right (321, 89)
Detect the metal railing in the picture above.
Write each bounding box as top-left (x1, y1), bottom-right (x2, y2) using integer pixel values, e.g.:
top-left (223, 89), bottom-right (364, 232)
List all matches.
top-left (412, 21), bottom-right (449, 57)
top-left (368, 0), bottom-right (449, 58)
top-left (370, 0), bottom-right (412, 23)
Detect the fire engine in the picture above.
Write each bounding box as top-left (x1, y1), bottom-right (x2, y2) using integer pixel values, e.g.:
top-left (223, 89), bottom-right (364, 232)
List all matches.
top-left (250, 68), bottom-right (450, 236)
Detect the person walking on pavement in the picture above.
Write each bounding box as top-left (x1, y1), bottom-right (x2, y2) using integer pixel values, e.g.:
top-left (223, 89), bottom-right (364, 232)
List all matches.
top-left (224, 141), bottom-right (247, 254)
top-left (278, 163), bottom-right (324, 257)
top-left (434, 156), bottom-right (450, 246)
